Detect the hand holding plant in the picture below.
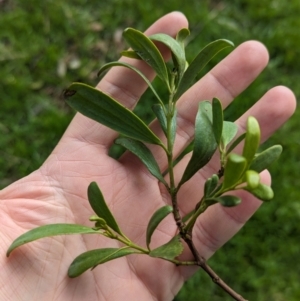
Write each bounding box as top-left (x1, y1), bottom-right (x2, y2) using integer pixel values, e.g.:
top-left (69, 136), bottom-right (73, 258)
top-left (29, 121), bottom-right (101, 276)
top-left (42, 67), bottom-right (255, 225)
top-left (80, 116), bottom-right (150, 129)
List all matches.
top-left (1, 12), bottom-right (296, 301)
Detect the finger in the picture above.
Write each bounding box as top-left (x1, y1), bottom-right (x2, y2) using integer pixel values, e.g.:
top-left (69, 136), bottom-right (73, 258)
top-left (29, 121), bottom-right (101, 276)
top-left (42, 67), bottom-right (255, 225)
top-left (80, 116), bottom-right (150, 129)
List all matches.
top-left (61, 12), bottom-right (188, 147)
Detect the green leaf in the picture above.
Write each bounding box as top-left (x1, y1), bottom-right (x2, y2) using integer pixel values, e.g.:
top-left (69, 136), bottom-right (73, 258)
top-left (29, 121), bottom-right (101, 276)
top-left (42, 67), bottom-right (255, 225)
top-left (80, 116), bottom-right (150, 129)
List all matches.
top-left (242, 116), bottom-right (261, 165)
top-left (179, 101), bottom-right (217, 186)
top-left (146, 205), bottom-right (173, 249)
top-left (222, 153), bottom-right (247, 189)
top-left (152, 104), bottom-right (167, 136)
top-left (221, 121), bottom-right (238, 150)
top-left (149, 235), bottom-right (184, 260)
top-left (244, 183), bottom-right (274, 202)
top-left (244, 170), bottom-right (260, 189)
top-left (176, 28), bottom-right (190, 48)
top-left (169, 106), bottom-right (177, 149)
top-left (7, 224), bottom-right (96, 257)
top-left (88, 182), bottom-right (123, 236)
top-left (149, 33), bottom-right (186, 80)
top-left (204, 174), bottom-right (219, 197)
top-left (115, 137), bottom-right (167, 185)
top-left (212, 98), bottom-right (223, 145)
top-left (174, 39), bottom-right (234, 101)
top-left (97, 61), bottom-right (163, 105)
top-left (249, 145), bottom-right (283, 173)
top-left (68, 247), bottom-right (139, 278)
top-left (226, 132), bottom-right (246, 155)
top-left (64, 83), bottom-right (162, 145)
top-left (120, 50), bottom-right (142, 60)
top-left (123, 28), bottom-right (169, 86)
top-left (211, 195), bottom-right (242, 207)
top-left (182, 209), bottom-right (195, 223)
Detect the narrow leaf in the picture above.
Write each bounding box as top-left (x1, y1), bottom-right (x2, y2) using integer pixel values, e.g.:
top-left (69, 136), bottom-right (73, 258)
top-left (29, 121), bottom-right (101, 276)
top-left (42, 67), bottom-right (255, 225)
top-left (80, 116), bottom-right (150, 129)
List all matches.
top-left (68, 247), bottom-right (138, 277)
top-left (221, 121), bottom-right (238, 149)
top-left (204, 174), bottom-right (219, 197)
top-left (152, 104), bottom-right (167, 136)
top-left (97, 61), bottom-right (163, 105)
top-left (88, 182), bottom-right (123, 236)
top-left (7, 224), bottom-right (96, 256)
top-left (120, 50), bottom-right (142, 59)
top-left (226, 132), bottom-right (246, 155)
top-left (150, 33), bottom-right (186, 80)
top-left (179, 102), bottom-right (217, 185)
top-left (212, 97), bottom-right (223, 145)
top-left (174, 39), bottom-right (234, 101)
top-left (222, 153), bottom-right (247, 190)
top-left (149, 235), bottom-right (184, 260)
top-left (182, 209), bottom-right (195, 223)
top-left (170, 140), bottom-right (194, 171)
top-left (244, 183), bottom-right (274, 202)
top-left (64, 83), bottom-right (162, 145)
top-left (176, 28), bottom-right (190, 48)
top-left (242, 116), bottom-right (261, 165)
top-left (146, 205), bottom-right (173, 249)
top-left (169, 106), bottom-right (177, 149)
top-left (249, 145), bottom-right (282, 173)
top-left (115, 137), bottom-right (167, 185)
top-left (123, 28), bottom-right (169, 86)
top-left (212, 195), bottom-right (242, 207)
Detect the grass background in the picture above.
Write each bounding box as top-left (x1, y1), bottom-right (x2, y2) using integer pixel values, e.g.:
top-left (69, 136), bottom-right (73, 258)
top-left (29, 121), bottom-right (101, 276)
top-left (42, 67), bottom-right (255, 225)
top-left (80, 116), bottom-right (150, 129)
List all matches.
top-left (1, 0), bottom-right (299, 300)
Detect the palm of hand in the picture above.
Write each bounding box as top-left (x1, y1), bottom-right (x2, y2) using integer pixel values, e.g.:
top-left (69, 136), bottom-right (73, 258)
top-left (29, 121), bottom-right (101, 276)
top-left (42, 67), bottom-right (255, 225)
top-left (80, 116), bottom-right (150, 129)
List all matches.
top-left (0, 12), bottom-right (296, 301)
top-left (1, 138), bottom-right (181, 300)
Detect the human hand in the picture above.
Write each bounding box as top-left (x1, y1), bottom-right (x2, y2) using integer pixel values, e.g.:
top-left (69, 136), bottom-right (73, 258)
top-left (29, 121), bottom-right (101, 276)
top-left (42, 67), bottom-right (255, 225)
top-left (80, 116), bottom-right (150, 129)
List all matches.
top-left (0, 12), bottom-right (296, 301)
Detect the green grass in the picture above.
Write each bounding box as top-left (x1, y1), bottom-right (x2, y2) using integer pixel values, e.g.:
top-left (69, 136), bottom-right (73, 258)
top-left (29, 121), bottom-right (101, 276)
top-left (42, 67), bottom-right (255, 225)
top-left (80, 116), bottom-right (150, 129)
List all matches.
top-left (1, 0), bottom-right (300, 300)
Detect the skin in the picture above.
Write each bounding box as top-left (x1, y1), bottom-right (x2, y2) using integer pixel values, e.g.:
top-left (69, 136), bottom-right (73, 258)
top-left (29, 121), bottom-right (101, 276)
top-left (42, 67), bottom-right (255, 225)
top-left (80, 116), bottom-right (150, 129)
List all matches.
top-left (0, 12), bottom-right (296, 301)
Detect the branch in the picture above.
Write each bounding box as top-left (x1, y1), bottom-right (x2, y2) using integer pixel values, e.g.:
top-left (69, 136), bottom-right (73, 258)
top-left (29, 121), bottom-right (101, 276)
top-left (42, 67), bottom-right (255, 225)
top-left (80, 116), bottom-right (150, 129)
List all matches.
top-left (184, 237), bottom-right (249, 301)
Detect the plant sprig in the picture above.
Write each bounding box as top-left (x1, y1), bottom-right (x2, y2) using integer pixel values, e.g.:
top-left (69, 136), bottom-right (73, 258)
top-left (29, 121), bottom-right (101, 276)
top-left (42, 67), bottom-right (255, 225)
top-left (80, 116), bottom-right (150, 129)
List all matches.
top-left (7, 27), bottom-right (282, 301)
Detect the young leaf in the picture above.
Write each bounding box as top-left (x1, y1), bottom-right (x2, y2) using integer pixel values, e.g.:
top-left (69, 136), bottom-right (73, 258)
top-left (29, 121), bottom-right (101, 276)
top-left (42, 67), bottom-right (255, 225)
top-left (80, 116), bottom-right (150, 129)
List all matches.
top-left (149, 33), bottom-right (186, 80)
top-left (7, 224), bottom-right (96, 256)
top-left (210, 195), bottom-right (242, 207)
top-left (226, 132), bottom-right (246, 155)
top-left (120, 50), bottom-right (142, 60)
top-left (171, 140), bottom-right (194, 169)
top-left (244, 183), bottom-right (274, 202)
top-left (182, 209), bottom-right (195, 223)
top-left (179, 102), bottom-right (217, 186)
top-left (152, 104), bottom-right (167, 136)
top-left (174, 39), bottom-right (234, 101)
top-left (123, 28), bottom-right (169, 87)
top-left (146, 205), bottom-right (173, 249)
top-left (249, 145), bottom-right (283, 173)
top-left (97, 61), bottom-right (164, 105)
top-left (88, 182), bottom-right (123, 236)
top-left (149, 235), bottom-right (184, 260)
top-left (176, 28), bottom-right (190, 48)
top-left (222, 153), bottom-right (247, 190)
top-left (115, 137), bottom-right (167, 185)
top-left (244, 170), bottom-right (260, 189)
top-left (68, 247), bottom-right (139, 278)
top-left (204, 174), bottom-right (219, 197)
top-left (212, 97), bottom-right (223, 145)
top-left (242, 116), bottom-right (261, 165)
top-left (169, 106), bottom-right (177, 149)
top-left (221, 121), bottom-right (238, 150)
top-left (64, 83), bottom-right (162, 145)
